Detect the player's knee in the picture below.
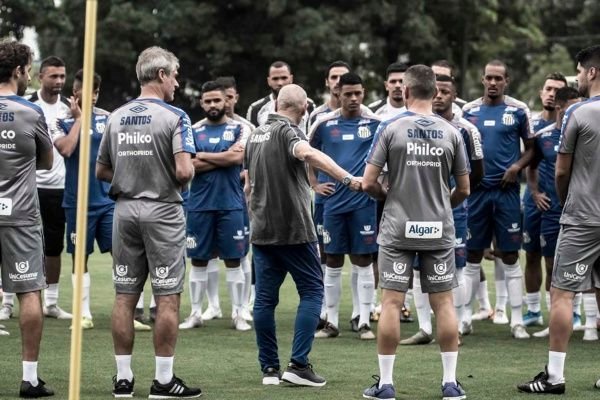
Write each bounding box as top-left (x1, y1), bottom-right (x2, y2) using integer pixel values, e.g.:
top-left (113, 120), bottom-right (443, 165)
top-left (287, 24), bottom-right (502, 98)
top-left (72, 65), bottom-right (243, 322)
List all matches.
top-left (325, 255), bottom-right (344, 268)
top-left (501, 252), bottom-right (519, 265)
top-left (467, 251), bottom-right (483, 263)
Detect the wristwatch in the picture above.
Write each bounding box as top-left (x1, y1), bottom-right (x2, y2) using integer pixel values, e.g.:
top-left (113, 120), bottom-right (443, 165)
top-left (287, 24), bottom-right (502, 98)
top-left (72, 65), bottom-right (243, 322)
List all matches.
top-left (342, 175), bottom-right (353, 186)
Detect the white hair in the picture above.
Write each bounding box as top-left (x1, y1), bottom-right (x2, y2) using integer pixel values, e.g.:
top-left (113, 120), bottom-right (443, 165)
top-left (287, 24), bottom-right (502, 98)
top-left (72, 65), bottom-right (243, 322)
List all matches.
top-left (136, 46), bottom-right (179, 85)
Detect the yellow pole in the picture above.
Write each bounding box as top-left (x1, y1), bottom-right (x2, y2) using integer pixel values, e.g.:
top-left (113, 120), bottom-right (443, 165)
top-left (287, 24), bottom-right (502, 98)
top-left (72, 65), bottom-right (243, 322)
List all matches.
top-left (69, 1), bottom-right (98, 399)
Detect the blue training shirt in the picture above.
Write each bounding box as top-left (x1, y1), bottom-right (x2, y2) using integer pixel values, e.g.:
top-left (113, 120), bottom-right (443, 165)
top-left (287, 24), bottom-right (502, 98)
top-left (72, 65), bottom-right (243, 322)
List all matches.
top-left (535, 123), bottom-right (562, 213)
top-left (523, 115), bottom-right (555, 205)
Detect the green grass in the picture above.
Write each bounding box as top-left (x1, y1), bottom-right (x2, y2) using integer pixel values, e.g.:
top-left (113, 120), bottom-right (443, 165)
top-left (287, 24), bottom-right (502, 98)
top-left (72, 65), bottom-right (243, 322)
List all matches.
top-left (0, 253), bottom-right (598, 399)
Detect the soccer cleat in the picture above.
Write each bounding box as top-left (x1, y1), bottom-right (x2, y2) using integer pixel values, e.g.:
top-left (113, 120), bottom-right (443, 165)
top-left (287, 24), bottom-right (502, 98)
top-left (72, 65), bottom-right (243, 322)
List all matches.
top-left (281, 362), bottom-right (326, 387)
top-left (358, 323), bottom-right (376, 340)
top-left (70, 317), bottom-right (94, 330)
top-left (461, 321), bottom-right (473, 336)
top-left (573, 313), bottom-right (584, 331)
top-left (179, 312), bottom-right (203, 330)
top-left (201, 306), bottom-right (222, 320)
top-left (511, 324), bottom-right (530, 339)
top-left (232, 314), bottom-right (252, 331)
top-left (472, 308), bottom-right (494, 321)
top-left (583, 327), bottom-right (598, 341)
top-left (350, 316), bottom-right (360, 332)
top-left (43, 305), bottom-right (72, 320)
top-left (148, 375), bottom-right (202, 398)
top-left (112, 376), bottom-right (134, 398)
top-left (400, 306), bottom-right (414, 322)
top-left (523, 311), bottom-right (544, 327)
top-left (316, 317), bottom-right (327, 331)
top-left (19, 378), bottom-right (54, 398)
top-left (493, 309), bottom-right (509, 325)
top-left (134, 319), bottom-right (152, 331)
top-left (400, 329), bottom-right (435, 345)
top-left (533, 327), bottom-right (549, 338)
top-left (0, 304), bottom-right (14, 320)
top-left (517, 367), bottom-right (565, 394)
top-left (134, 308), bottom-right (150, 325)
top-left (262, 367), bottom-right (281, 385)
top-left (314, 322), bottom-right (340, 338)
top-left (240, 306), bottom-right (253, 322)
top-left (442, 381), bottom-right (467, 399)
top-left (363, 376), bottom-right (395, 399)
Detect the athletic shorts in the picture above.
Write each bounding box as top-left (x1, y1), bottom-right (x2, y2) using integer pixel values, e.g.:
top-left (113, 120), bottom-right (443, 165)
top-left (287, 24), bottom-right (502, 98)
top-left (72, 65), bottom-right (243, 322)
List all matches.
top-left (467, 186), bottom-right (522, 252)
top-left (540, 209), bottom-right (561, 258)
top-left (378, 245), bottom-right (457, 293)
top-left (552, 224), bottom-right (600, 292)
top-left (454, 210), bottom-right (468, 269)
top-left (65, 203), bottom-right (114, 255)
top-left (112, 199), bottom-right (186, 296)
top-left (522, 190), bottom-right (542, 253)
top-left (38, 188), bottom-right (65, 257)
top-left (313, 203), bottom-right (324, 246)
top-left (186, 210), bottom-right (245, 261)
top-left (0, 224), bottom-right (47, 293)
top-left (323, 205), bottom-right (377, 255)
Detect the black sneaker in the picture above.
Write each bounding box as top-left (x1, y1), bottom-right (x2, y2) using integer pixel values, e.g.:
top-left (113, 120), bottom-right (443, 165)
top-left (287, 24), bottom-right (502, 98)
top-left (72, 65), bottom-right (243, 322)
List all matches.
top-left (148, 375), bottom-right (202, 399)
top-left (19, 378), bottom-right (54, 398)
top-left (316, 317), bottom-right (327, 331)
top-left (281, 362), bottom-right (326, 387)
top-left (112, 375), bottom-right (134, 398)
top-left (134, 308), bottom-right (150, 324)
top-left (262, 367), bottom-right (281, 385)
top-left (517, 367), bottom-right (566, 394)
top-left (350, 316), bottom-right (359, 332)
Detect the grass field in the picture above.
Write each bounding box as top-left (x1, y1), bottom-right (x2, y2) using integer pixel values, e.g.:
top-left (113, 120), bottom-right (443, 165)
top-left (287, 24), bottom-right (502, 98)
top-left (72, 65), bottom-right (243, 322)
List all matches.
top-left (0, 252), bottom-right (599, 400)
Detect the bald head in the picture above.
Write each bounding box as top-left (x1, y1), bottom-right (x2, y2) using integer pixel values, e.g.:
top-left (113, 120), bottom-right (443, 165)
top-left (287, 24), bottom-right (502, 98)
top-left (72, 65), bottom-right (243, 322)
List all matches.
top-left (277, 84), bottom-right (307, 113)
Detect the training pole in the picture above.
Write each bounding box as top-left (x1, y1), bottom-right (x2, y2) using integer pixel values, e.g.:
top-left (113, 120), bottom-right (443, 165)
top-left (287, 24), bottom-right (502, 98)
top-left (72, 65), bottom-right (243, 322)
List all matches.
top-left (68, 1), bottom-right (98, 399)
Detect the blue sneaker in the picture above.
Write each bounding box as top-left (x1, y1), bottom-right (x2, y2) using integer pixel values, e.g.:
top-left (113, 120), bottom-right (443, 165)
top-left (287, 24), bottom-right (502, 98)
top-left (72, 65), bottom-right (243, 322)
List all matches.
top-left (442, 381), bottom-right (466, 399)
top-left (523, 310), bottom-right (543, 327)
top-left (363, 375), bottom-right (395, 399)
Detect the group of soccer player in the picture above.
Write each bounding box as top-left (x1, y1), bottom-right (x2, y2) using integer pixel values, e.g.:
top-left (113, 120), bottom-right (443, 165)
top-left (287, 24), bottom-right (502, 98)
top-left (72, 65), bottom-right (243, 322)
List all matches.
top-left (2, 36), bottom-right (600, 399)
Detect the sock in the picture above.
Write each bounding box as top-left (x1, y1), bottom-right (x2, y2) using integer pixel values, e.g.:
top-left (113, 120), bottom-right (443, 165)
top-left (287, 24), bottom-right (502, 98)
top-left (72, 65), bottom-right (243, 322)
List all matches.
top-left (545, 291), bottom-right (551, 313)
top-left (477, 279), bottom-right (492, 311)
top-left (206, 258), bottom-right (220, 310)
top-left (441, 351), bottom-right (458, 384)
top-left (356, 264), bottom-right (375, 328)
top-left (351, 265), bottom-right (359, 319)
top-left (320, 264), bottom-right (327, 319)
top-left (463, 262), bottom-right (481, 323)
top-left (189, 266), bottom-right (208, 314)
top-left (494, 259), bottom-right (507, 313)
top-left (241, 256), bottom-right (252, 308)
top-left (155, 356), bottom-right (174, 385)
top-left (526, 291), bottom-right (541, 313)
top-left (573, 292), bottom-right (582, 315)
top-left (547, 351), bottom-right (566, 384)
top-left (583, 293), bottom-right (597, 329)
top-left (371, 287), bottom-right (378, 312)
top-left (453, 268), bottom-right (465, 332)
top-left (378, 354), bottom-right (395, 387)
top-left (3, 292), bottom-right (15, 307)
top-left (149, 295), bottom-right (156, 309)
top-left (44, 283), bottom-right (59, 307)
top-left (82, 273), bottom-right (91, 319)
top-left (503, 261), bottom-right (524, 327)
top-left (404, 289), bottom-right (413, 312)
top-left (22, 361), bottom-right (38, 386)
top-left (226, 267), bottom-right (244, 316)
top-left (115, 355), bottom-right (133, 381)
top-left (413, 270), bottom-right (432, 335)
top-left (136, 291), bottom-right (145, 310)
top-left (324, 267), bottom-right (342, 328)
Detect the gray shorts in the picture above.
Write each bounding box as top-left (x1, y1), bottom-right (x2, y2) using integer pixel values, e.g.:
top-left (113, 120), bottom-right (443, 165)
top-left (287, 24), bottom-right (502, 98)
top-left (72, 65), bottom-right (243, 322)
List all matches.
top-left (378, 246), bottom-right (457, 293)
top-left (112, 199), bottom-right (186, 296)
top-left (0, 224), bottom-right (46, 293)
top-left (552, 224), bottom-right (600, 292)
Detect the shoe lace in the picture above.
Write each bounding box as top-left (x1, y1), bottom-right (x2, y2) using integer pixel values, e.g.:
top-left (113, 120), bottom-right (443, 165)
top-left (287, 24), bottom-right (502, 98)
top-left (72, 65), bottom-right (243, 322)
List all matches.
top-left (532, 370), bottom-right (548, 382)
top-left (370, 375), bottom-right (381, 388)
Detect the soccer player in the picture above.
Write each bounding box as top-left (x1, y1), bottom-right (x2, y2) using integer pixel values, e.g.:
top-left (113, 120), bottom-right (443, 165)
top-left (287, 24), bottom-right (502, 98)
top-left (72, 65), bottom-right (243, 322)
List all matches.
top-left (368, 62), bottom-right (408, 120)
top-left (246, 61), bottom-right (315, 132)
top-left (462, 60), bottom-right (534, 339)
top-left (310, 72), bottom-right (380, 340)
top-left (96, 46), bottom-right (201, 398)
top-left (401, 74), bottom-right (484, 345)
top-left (362, 65), bottom-right (470, 400)
top-left (0, 40), bottom-right (55, 398)
top-left (518, 44), bottom-right (600, 394)
top-left (244, 83), bottom-right (361, 387)
top-left (180, 81), bottom-right (250, 331)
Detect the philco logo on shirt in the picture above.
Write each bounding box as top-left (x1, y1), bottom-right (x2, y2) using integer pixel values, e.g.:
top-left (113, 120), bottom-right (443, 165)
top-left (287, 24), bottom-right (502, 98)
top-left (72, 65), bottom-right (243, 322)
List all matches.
top-left (0, 130), bottom-right (16, 150)
top-left (117, 131), bottom-right (154, 157)
top-left (407, 142), bottom-right (444, 156)
top-left (405, 221), bottom-right (443, 239)
top-left (0, 198), bottom-right (13, 216)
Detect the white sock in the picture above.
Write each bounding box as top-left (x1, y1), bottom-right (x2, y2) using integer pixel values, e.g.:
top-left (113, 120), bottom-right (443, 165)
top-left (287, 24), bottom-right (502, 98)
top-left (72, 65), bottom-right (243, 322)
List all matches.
top-left (441, 352), bottom-right (458, 384)
top-left (503, 261), bottom-right (524, 327)
top-left (371, 286), bottom-right (378, 312)
top-left (413, 270), bottom-right (432, 335)
top-left (463, 262), bottom-right (481, 324)
top-left (115, 355), bottom-right (133, 381)
top-left (378, 354), bottom-right (395, 387)
top-left (546, 291), bottom-right (551, 313)
top-left (320, 264), bottom-right (327, 319)
top-left (189, 266), bottom-right (208, 314)
top-left (404, 289), bottom-right (413, 312)
top-left (241, 256), bottom-right (252, 307)
top-left (573, 292), bottom-right (582, 315)
top-left (226, 267), bottom-right (244, 316)
top-left (351, 265), bottom-right (359, 319)
top-left (206, 258), bottom-right (220, 310)
top-left (149, 295), bottom-right (156, 309)
top-left (494, 259), bottom-right (507, 313)
top-left (356, 264), bottom-right (375, 328)
top-left (583, 293), bottom-right (597, 328)
top-left (547, 351), bottom-right (566, 384)
top-left (526, 291), bottom-right (541, 313)
top-left (82, 273), bottom-right (91, 319)
top-left (136, 291), bottom-right (145, 309)
top-left (3, 292), bottom-right (15, 307)
top-left (453, 268), bottom-right (465, 332)
top-left (23, 361), bottom-right (38, 386)
top-left (324, 267), bottom-right (342, 328)
top-left (44, 283), bottom-right (59, 307)
top-left (155, 356), bottom-right (174, 385)
top-left (477, 279), bottom-right (491, 311)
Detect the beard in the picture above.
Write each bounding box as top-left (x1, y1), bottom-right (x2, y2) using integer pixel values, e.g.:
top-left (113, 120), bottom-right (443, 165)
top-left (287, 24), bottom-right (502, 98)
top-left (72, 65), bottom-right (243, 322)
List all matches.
top-left (206, 108), bottom-right (226, 122)
top-left (17, 80), bottom-right (27, 97)
top-left (542, 104), bottom-right (555, 112)
top-left (578, 83), bottom-right (589, 98)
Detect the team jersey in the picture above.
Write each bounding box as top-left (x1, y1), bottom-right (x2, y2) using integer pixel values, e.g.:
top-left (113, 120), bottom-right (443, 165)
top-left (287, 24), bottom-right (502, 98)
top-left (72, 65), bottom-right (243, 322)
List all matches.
top-left (246, 93), bottom-right (315, 133)
top-left (0, 95), bottom-right (53, 226)
top-left (533, 123), bottom-right (561, 211)
top-left (55, 107), bottom-right (113, 208)
top-left (368, 98), bottom-right (406, 121)
top-left (231, 113), bottom-right (254, 146)
top-left (558, 96), bottom-right (600, 226)
top-left (462, 95), bottom-right (533, 189)
top-left (97, 98), bottom-right (195, 203)
top-left (309, 103), bottom-right (332, 127)
top-left (187, 119), bottom-right (244, 212)
top-left (368, 111), bottom-right (468, 250)
top-left (309, 108), bottom-right (381, 215)
top-left (523, 114), bottom-right (555, 205)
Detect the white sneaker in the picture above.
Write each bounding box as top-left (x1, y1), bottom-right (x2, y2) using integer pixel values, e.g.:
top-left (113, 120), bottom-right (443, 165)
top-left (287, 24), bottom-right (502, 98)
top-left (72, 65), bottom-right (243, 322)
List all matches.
top-left (0, 305), bottom-right (13, 320)
top-left (43, 305), bottom-right (72, 319)
top-left (201, 306), bottom-right (222, 320)
top-left (240, 306), bottom-right (253, 322)
top-left (179, 311), bottom-right (203, 329)
top-left (472, 308), bottom-right (494, 321)
top-left (511, 324), bottom-right (530, 339)
top-left (533, 327), bottom-right (550, 338)
top-left (232, 314), bottom-right (252, 331)
top-left (493, 309), bottom-right (509, 325)
top-left (133, 319), bottom-right (152, 331)
top-left (0, 329), bottom-right (8, 336)
top-left (583, 328), bottom-right (598, 341)
top-left (461, 321), bottom-right (473, 336)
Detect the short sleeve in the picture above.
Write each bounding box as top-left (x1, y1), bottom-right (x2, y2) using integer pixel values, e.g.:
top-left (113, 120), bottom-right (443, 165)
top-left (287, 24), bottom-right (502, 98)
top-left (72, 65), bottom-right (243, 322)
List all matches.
top-left (519, 107), bottom-right (534, 140)
top-left (559, 108), bottom-right (579, 154)
top-left (34, 113), bottom-right (53, 153)
top-left (467, 124), bottom-right (483, 161)
top-left (285, 125), bottom-right (306, 159)
top-left (96, 120), bottom-right (112, 166)
top-left (173, 113), bottom-right (195, 155)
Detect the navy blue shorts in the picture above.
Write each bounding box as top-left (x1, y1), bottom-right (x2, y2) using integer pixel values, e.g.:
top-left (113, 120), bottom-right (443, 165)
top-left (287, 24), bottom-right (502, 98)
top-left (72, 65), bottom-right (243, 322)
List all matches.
top-left (453, 208), bottom-right (468, 269)
top-left (522, 189), bottom-right (542, 253)
top-left (313, 202), bottom-right (324, 246)
top-left (65, 204), bottom-right (113, 255)
top-left (540, 208), bottom-right (561, 257)
top-left (186, 210), bottom-right (245, 261)
top-left (323, 205), bottom-right (377, 255)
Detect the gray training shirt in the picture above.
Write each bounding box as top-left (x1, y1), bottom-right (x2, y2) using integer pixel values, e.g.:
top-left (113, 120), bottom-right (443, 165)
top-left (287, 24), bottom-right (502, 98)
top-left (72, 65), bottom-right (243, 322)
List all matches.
top-left (0, 95), bottom-right (52, 226)
top-left (97, 98), bottom-right (195, 203)
top-left (367, 111), bottom-right (468, 250)
top-left (558, 96), bottom-right (600, 226)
